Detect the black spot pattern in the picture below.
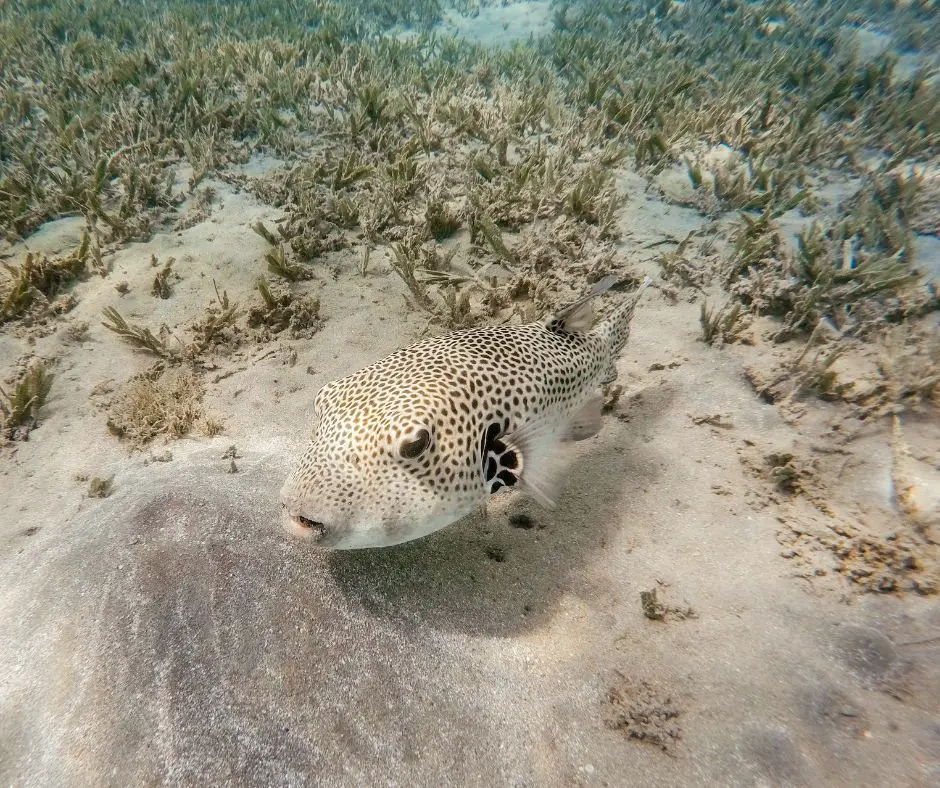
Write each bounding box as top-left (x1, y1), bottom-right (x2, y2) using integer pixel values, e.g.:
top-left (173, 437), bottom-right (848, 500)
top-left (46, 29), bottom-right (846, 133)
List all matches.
top-left (280, 285), bottom-right (646, 546)
top-left (481, 423), bottom-right (523, 493)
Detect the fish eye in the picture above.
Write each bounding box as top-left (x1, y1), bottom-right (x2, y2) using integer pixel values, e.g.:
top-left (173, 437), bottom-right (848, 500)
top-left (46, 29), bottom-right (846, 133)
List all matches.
top-left (399, 428), bottom-right (431, 460)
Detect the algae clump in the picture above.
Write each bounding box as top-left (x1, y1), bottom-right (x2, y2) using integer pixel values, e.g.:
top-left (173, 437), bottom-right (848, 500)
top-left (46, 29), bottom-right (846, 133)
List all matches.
top-left (106, 367), bottom-right (220, 449)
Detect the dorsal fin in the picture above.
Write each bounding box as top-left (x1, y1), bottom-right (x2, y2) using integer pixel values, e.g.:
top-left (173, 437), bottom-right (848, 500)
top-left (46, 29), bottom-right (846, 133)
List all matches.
top-left (544, 275), bottom-right (619, 334)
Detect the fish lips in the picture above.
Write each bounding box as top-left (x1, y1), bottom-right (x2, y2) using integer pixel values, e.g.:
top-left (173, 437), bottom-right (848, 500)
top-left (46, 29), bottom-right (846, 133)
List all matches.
top-left (280, 506), bottom-right (330, 543)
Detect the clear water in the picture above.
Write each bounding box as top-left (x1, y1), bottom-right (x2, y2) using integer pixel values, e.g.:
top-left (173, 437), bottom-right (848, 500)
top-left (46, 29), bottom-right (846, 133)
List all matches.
top-left (1, 2), bottom-right (938, 786)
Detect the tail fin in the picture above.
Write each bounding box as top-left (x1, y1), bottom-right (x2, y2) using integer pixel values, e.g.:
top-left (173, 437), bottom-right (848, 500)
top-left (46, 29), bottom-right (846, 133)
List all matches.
top-left (592, 276), bottom-right (651, 357)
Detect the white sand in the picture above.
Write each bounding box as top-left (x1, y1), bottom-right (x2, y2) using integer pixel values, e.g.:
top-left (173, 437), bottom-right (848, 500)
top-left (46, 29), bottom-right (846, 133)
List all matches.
top-left (1, 149), bottom-right (938, 783)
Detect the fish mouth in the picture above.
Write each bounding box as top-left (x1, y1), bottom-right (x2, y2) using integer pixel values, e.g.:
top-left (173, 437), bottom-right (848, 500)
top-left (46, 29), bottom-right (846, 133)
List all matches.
top-left (281, 507), bottom-right (328, 542)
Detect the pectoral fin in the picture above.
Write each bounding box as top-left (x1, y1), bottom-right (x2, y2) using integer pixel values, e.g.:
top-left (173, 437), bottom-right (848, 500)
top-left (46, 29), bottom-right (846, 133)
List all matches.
top-left (481, 415), bottom-right (564, 507)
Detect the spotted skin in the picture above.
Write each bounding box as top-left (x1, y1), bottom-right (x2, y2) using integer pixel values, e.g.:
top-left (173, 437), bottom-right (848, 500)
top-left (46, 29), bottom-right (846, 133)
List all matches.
top-left (280, 279), bottom-right (648, 549)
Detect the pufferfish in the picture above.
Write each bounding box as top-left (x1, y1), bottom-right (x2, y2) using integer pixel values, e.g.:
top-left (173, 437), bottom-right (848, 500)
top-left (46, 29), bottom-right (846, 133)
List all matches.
top-left (280, 275), bottom-right (650, 549)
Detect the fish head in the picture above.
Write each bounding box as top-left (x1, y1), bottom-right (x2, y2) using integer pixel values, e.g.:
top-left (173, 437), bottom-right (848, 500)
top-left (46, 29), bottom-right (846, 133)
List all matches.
top-left (279, 378), bottom-right (480, 549)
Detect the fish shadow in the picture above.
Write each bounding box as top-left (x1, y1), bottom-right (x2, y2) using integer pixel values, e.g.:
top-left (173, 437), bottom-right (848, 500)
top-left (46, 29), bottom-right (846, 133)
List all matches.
top-left (328, 382), bottom-right (676, 637)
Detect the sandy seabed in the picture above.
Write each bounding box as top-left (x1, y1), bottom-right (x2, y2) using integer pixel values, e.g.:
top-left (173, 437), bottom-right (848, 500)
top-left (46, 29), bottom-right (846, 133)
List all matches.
top-left (1, 3), bottom-right (939, 786)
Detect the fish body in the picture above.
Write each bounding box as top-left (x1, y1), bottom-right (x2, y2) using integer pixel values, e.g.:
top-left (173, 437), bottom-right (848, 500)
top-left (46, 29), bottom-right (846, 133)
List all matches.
top-left (280, 277), bottom-right (649, 549)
